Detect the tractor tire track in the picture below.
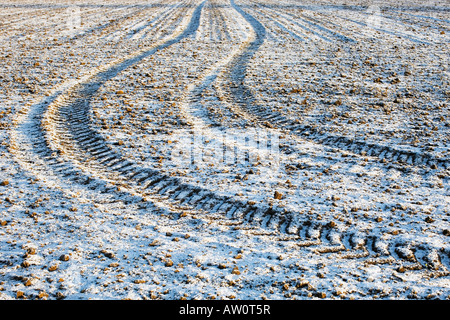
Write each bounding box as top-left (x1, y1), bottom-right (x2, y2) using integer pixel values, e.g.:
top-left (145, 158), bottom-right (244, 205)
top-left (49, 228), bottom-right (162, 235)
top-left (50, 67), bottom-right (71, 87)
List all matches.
top-left (11, 0), bottom-right (274, 232)
top-left (216, 0), bottom-right (450, 271)
top-left (9, 0), bottom-right (450, 273)
top-left (175, 0), bottom-right (450, 272)
top-left (223, 2), bottom-right (448, 171)
top-left (9, 2), bottom-right (204, 202)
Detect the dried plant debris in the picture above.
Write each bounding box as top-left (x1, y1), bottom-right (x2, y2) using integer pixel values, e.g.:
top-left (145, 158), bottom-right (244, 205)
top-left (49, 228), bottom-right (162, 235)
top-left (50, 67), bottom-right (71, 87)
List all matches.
top-left (0, 0), bottom-right (449, 300)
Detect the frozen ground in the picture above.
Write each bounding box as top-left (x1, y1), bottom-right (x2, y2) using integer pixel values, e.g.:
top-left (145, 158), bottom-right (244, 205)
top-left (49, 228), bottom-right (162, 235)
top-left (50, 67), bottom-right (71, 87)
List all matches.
top-left (0, 0), bottom-right (449, 300)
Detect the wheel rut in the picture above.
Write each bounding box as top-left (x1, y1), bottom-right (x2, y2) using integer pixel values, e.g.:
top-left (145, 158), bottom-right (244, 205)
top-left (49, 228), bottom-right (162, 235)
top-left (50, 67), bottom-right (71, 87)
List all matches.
top-left (8, 0), bottom-right (450, 273)
top-left (224, 1), bottom-right (448, 171)
top-left (221, 0), bottom-right (450, 271)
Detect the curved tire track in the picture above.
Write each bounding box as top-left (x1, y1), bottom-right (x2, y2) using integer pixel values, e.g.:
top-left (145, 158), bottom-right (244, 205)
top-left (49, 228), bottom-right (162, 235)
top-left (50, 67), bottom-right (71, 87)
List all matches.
top-left (224, 2), bottom-right (448, 171)
top-left (222, 0), bottom-right (450, 271)
top-left (9, 0), bottom-right (450, 273)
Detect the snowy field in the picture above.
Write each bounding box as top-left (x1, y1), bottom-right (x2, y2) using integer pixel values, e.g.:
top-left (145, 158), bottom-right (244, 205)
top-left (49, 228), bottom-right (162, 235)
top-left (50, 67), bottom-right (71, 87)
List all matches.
top-left (0, 0), bottom-right (449, 300)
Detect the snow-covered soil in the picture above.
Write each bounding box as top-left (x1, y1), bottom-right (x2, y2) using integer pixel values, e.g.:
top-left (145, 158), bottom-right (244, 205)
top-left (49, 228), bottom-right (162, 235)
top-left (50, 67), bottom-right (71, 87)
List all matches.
top-left (0, 0), bottom-right (449, 300)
